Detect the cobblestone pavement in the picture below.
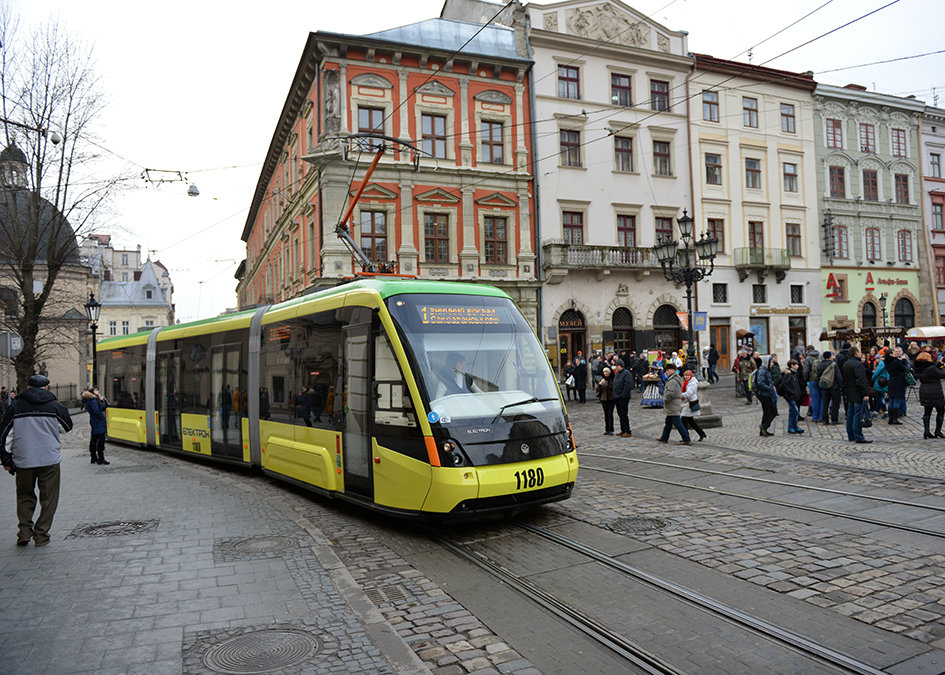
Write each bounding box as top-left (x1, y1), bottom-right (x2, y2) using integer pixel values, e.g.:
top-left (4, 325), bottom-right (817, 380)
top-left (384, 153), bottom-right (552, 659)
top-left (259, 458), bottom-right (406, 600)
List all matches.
top-left (561, 374), bottom-right (945, 649)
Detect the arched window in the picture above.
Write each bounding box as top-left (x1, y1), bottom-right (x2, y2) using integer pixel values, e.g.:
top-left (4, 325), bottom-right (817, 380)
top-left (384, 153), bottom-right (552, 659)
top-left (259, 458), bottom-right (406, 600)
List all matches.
top-left (894, 298), bottom-right (915, 328)
top-left (832, 225), bottom-right (849, 259)
top-left (612, 308), bottom-right (634, 354)
top-left (862, 301), bottom-right (876, 328)
top-left (653, 304), bottom-right (681, 352)
top-left (897, 230), bottom-right (913, 262)
top-left (865, 227), bottom-right (881, 261)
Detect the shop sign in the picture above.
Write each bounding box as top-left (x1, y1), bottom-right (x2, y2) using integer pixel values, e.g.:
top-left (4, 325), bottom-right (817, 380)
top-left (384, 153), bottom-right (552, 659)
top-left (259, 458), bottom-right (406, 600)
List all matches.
top-left (676, 312), bottom-right (689, 329)
top-left (865, 272), bottom-right (874, 291)
top-left (876, 277), bottom-right (909, 286)
top-left (750, 306), bottom-right (811, 315)
top-left (825, 272), bottom-right (840, 298)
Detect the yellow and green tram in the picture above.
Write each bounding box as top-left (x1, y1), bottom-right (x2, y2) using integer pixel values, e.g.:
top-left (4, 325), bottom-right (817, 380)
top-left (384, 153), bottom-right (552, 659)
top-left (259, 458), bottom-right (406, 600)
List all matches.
top-left (98, 278), bottom-right (577, 517)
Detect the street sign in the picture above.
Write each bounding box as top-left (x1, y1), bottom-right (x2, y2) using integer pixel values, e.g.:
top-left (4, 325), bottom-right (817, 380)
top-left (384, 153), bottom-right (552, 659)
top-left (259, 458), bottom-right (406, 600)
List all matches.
top-left (0, 331), bottom-right (23, 358)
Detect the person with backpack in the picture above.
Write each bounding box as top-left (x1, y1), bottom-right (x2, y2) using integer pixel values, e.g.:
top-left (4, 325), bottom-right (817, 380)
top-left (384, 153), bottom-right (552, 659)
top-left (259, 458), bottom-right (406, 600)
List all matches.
top-left (817, 351), bottom-right (842, 425)
top-left (755, 356), bottom-right (778, 436)
top-left (736, 350), bottom-right (756, 405)
top-left (872, 354), bottom-right (889, 418)
top-left (780, 359), bottom-right (805, 434)
top-left (806, 348), bottom-right (822, 422)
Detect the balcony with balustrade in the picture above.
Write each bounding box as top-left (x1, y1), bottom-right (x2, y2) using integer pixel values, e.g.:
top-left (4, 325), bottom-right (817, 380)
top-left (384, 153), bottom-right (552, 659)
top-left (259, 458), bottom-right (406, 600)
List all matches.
top-left (541, 240), bottom-right (661, 283)
top-left (733, 247), bottom-right (791, 283)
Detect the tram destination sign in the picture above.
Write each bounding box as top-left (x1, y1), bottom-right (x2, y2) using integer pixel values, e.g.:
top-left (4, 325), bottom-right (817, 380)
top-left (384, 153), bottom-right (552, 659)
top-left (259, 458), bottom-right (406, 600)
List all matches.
top-left (420, 305), bottom-right (504, 326)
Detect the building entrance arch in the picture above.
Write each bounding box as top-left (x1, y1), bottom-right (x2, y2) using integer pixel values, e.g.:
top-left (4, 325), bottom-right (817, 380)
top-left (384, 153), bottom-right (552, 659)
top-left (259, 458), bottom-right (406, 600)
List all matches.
top-left (653, 304), bottom-right (681, 352)
top-left (558, 308), bottom-right (586, 374)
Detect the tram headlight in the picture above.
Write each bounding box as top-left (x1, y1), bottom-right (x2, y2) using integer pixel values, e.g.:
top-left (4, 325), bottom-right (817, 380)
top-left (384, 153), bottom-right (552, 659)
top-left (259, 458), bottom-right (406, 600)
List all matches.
top-left (441, 440), bottom-right (466, 467)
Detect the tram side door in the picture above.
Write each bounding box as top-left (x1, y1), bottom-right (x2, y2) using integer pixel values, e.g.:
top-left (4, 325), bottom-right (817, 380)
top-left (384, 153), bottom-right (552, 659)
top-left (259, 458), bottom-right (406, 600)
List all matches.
top-left (210, 344), bottom-right (242, 458)
top-left (157, 351), bottom-right (182, 447)
top-left (342, 322), bottom-right (373, 499)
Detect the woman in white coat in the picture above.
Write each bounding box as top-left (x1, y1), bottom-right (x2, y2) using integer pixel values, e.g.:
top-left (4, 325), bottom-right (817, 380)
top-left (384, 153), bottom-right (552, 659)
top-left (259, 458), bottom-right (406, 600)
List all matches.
top-left (680, 369), bottom-right (707, 441)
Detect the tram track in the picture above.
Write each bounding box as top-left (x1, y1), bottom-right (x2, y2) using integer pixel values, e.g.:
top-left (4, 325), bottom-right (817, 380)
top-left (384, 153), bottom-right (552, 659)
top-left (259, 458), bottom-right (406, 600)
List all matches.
top-left (579, 453), bottom-right (945, 540)
top-left (425, 522), bottom-right (887, 674)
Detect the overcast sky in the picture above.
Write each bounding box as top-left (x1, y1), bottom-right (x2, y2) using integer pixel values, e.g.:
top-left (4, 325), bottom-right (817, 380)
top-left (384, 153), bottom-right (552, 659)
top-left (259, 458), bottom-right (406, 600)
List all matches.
top-left (11, 0), bottom-right (944, 322)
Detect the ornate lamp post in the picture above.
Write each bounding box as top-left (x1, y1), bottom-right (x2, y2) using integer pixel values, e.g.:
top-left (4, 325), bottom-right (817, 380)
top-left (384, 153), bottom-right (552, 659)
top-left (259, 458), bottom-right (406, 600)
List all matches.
top-left (652, 210), bottom-right (720, 376)
top-left (85, 291), bottom-right (101, 387)
top-left (879, 292), bottom-right (888, 328)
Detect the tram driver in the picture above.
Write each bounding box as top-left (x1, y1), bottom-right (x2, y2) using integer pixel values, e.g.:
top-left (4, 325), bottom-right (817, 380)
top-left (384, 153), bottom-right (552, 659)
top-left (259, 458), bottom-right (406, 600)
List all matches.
top-left (434, 352), bottom-right (483, 399)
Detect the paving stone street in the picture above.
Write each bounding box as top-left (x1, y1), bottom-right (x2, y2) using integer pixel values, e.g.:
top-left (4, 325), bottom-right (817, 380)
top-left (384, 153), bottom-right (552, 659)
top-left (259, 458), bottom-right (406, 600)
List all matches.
top-left (0, 373), bottom-right (943, 673)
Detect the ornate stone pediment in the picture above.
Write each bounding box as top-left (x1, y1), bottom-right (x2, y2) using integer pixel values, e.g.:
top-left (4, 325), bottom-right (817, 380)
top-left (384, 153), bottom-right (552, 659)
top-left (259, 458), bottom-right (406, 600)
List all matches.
top-left (350, 183), bottom-right (398, 199)
top-left (543, 12), bottom-right (558, 31)
top-left (474, 89), bottom-right (513, 105)
top-left (565, 3), bottom-right (650, 48)
top-left (475, 192), bottom-right (517, 207)
top-left (416, 80), bottom-right (455, 97)
top-left (416, 187), bottom-right (460, 203)
top-left (350, 73), bottom-right (393, 89)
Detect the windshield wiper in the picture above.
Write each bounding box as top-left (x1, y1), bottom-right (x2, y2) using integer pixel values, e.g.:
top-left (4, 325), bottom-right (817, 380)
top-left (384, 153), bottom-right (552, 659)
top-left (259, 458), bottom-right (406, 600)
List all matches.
top-left (492, 397), bottom-right (558, 423)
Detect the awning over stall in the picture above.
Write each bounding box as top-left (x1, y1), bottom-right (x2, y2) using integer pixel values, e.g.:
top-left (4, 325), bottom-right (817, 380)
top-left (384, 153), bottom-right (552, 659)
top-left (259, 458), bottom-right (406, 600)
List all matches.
top-left (904, 326), bottom-right (945, 341)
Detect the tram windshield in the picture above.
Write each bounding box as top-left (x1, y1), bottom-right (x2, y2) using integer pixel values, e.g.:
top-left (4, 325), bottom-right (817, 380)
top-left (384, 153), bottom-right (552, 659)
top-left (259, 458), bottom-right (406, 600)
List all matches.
top-left (385, 293), bottom-right (563, 423)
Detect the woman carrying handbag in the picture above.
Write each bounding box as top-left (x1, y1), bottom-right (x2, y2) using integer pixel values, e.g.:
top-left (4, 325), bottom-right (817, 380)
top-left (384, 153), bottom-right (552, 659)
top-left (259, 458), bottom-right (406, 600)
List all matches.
top-left (680, 369), bottom-right (706, 441)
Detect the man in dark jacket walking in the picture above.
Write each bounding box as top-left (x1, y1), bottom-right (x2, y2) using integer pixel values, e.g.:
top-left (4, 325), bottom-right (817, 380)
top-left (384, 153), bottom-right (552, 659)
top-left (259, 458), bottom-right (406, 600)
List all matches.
top-left (707, 345), bottom-right (720, 384)
top-left (816, 351), bottom-right (843, 424)
top-left (841, 346), bottom-right (871, 443)
top-left (612, 360), bottom-right (634, 437)
top-left (755, 356), bottom-right (778, 436)
top-left (884, 347), bottom-right (911, 424)
top-left (0, 375), bottom-right (73, 546)
top-left (572, 353), bottom-right (588, 403)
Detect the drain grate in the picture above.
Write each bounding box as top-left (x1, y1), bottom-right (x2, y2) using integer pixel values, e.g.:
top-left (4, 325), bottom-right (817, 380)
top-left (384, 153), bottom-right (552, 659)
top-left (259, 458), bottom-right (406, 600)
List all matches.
top-left (201, 628), bottom-right (320, 674)
top-left (70, 520), bottom-right (159, 538)
top-left (607, 516), bottom-right (670, 535)
top-left (364, 584), bottom-right (411, 606)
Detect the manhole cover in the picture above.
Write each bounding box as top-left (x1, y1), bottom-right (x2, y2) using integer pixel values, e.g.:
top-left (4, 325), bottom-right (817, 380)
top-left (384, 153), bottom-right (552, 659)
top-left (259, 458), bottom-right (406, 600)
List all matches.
top-left (607, 516), bottom-right (669, 534)
top-left (72, 520), bottom-right (159, 537)
top-left (202, 628), bottom-right (320, 674)
top-left (231, 536), bottom-right (298, 554)
top-left (843, 450), bottom-right (892, 460)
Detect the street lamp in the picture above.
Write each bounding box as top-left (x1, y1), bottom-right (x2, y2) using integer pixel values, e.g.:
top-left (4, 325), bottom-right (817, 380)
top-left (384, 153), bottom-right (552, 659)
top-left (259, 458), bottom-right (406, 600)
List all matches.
top-left (652, 210), bottom-right (719, 376)
top-left (85, 291), bottom-right (101, 387)
top-left (879, 292), bottom-right (888, 328)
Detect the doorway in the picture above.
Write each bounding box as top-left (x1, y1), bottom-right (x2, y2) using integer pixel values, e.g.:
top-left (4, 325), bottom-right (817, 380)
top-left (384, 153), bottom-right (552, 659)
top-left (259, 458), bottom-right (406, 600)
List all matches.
top-left (210, 344), bottom-right (243, 459)
top-left (558, 308), bottom-right (586, 375)
top-left (710, 324), bottom-right (730, 371)
top-left (157, 351), bottom-right (181, 448)
top-left (343, 321), bottom-right (373, 500)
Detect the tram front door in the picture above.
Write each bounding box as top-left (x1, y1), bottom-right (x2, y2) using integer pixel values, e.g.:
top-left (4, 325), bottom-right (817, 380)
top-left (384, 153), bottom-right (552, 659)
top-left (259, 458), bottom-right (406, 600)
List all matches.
top-left (343, 322), bottom-right (373, 500)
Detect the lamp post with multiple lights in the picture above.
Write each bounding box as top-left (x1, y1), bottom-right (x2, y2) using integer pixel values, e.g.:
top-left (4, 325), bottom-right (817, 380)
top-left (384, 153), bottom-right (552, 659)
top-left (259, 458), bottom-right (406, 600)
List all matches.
top-left (651, 210), bottom-right (720, 375)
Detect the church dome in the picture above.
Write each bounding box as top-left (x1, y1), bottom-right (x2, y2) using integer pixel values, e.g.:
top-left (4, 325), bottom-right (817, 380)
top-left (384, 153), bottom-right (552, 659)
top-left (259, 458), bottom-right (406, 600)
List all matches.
top-left (0, 143), bottom-right (27, 165)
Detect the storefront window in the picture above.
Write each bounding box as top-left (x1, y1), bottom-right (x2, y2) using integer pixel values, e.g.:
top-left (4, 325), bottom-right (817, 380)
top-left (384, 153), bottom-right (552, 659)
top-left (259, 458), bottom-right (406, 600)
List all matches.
top-left (749, 317), bottom-right (768, 353)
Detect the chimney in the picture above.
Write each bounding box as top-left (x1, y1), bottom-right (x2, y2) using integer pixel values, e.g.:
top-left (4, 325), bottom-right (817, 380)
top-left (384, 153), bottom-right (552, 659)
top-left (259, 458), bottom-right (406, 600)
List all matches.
top-left (844, 83), bottom-right (868, 91)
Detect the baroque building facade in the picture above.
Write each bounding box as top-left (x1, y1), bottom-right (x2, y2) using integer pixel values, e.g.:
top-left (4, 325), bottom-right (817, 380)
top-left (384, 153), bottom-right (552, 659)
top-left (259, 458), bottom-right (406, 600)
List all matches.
top-left (814, 84), bottom-right (928, 336)
top-left (236, 16), bottom-right (540, 327)
top-left (922, 105), bottom-right (945, 324)
top-left (687, 55), bottom-right (820, 368)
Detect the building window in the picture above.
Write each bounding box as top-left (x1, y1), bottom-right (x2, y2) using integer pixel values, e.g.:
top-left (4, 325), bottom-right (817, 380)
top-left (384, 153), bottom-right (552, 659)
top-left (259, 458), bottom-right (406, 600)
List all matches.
top-left (865, 227), bottom-right (881, 261)
top-left (752, 284), bottom-right (767, 304)
top-left (360, 210), bottom-right (387, 262)
top-left (653, 141), bottom-right (671, 175)
top-left (891, 128), bottom-right (906, 157)
top-left (897, 230), bottom-right (913, 262)
top-left (121, 253), bottom-right (128, 265)
top-left (655, 217), bottom-right (673, 243)
top-left (563, 211), bottom-right (583, 245)
top-left (146, 289), bottom-right (153, 299)
top-left (484, 216), bottom-right (507, 264)
top-left (743, 97), bottom-right (758, 128)
top-left (783, 163), bottom-right (798, 192)
top-left (109, 321), bottom-right (117, 336)
top-left (144, 320), bottom-right (154, 328)
top-left (825, 118), bottom-right (843, 148)
top-left (862, 302), bottom-right (876, 328)
top-left (932, 153), bottom-right (942, 178)
top-left (745, 158), bottom-right (761, 188)
top-left (560, 129), bottom-right (581, 167)
top-left (617, 215), bottom-right (636, 247)
top-left (790, 284), bottom-right (804, 304)
top-left (933, 203), bottom-right (944, 230)
top-left (121, 272), bottom-right (128, 282)
top-left (785, 223), bottom-right (802, 256)
top-left (712, 283), bottom-right (728, 303)
top-left (707, 218), bottom-right (724, 253)
top-left (611, 74), bottom-right (631, 106)
top-left (895, 173), bottom-right (909, 204)
top-left (423, 213), bottom-right (449, 262)
top-left (614, 136), bottom-right (633, 171)
top-left (421, 113), bottom-right (447, 158)
top-left (780, 103), bottom-right (795, 133)
top-left (829, 166), bottom-right (845, 198)
top-left (859, 123), bottom-right (875, 153)
top-left (832, 225), bottom-right (849, 259)
top-left (558, 65), bottom-right (580, 99)
top-left (705, 153), bottom-right (722, 185)
top-left (895, 298), bottom-right (915, 329)
top-left (650, 79), bottom-right (669, 111)
top-left (702, 91), bottom-right (719, 122)
top-left (748, 220), bottom-right (764, 249)
top-left (862, 169), bottom-right (878, 201)
top-left (358, 106), bottom-right (384, 149)
top-left (481, 120), bottom-right (503, 164)
top-left (936, 256), bottom-right (945, 287)
top-left (122, 321), bottom-right (129, 336)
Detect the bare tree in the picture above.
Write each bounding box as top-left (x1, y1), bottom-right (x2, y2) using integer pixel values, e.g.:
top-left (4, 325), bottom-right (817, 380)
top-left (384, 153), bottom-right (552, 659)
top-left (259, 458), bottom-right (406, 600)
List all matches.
top-left (0, 8), bottom-right (123, 390)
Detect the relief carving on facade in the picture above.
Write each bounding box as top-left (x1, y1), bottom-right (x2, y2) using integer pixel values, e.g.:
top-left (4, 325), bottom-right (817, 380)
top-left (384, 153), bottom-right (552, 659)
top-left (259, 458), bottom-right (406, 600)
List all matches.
top-left (324, 70), bottom-right (341, 133)
top-left (543, 12), bottom-right (558, 31)
top-left (565, 5), bottom-right (650, 47)
top-left (474, 89), bottom-right (513, 104)
top-left (657, 34), bottom-right (670, 53)
top-left (616, 283), bottom-right (629, 295)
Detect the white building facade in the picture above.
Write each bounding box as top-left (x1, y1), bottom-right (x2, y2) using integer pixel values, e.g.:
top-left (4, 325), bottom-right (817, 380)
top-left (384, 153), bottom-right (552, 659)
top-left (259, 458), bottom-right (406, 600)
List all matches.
top-left (687, 55), bottom-right (820, 367)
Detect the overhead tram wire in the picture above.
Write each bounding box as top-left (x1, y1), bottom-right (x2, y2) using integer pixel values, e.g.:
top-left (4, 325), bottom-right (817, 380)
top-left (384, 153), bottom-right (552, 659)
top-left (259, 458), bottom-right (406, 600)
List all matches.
top-left (816, 48), bottom-right (945, 75)
top-left (731, 0), bottom-right (835, 62)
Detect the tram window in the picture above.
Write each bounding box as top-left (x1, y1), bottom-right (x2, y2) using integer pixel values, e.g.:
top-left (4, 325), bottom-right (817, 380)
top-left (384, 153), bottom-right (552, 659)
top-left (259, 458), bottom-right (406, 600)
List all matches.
top-left (179, 338), bottom-right (211, 413)
top-left (100, 345), bottom-right (146, 410)
top-left (374, 334), bottom-right (416, 429)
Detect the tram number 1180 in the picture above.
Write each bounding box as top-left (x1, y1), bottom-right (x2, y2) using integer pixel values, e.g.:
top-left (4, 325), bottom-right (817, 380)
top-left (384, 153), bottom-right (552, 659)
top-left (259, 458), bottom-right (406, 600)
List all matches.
top-left (514, 467), bottom-right (544, 490)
